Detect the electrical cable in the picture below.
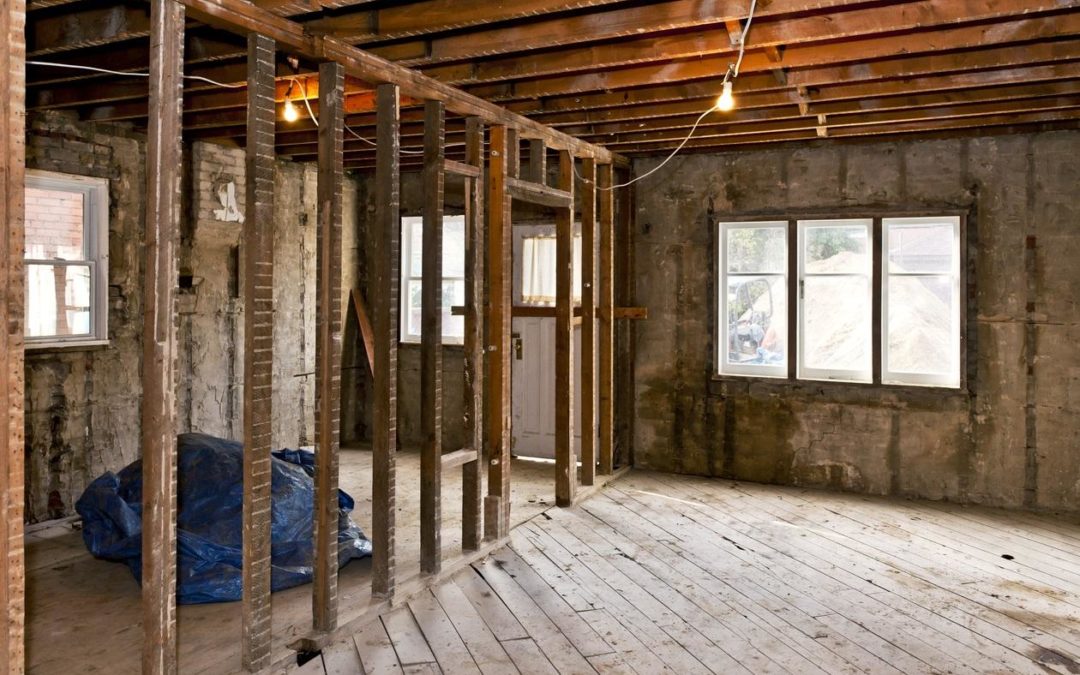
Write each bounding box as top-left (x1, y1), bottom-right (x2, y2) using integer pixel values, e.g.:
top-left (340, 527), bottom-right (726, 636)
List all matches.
top-left (27, 60), bottom-right (245, 88)
top-left (575, 0), bottom-right (758, 191)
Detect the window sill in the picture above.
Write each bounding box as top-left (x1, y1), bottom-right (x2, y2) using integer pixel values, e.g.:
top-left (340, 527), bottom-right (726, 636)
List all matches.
top-left (399, 340), bottom-right (465, 350)
top-left (25, 339), bottom-right (110, 354)
top-left (708, 374), bottom-right (971, 407)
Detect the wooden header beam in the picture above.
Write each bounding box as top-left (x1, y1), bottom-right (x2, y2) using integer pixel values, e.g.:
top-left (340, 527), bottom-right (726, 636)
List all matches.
top-left (177, 0), bottom-right (620, 163)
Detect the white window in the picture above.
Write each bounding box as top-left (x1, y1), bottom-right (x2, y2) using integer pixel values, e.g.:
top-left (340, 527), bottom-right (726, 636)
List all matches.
top-left (882, 216), bottom-right (961, 387)
top-left (518, 234), bottom-right (582, 306)
top-left (24, 170), bottom-right (109, 348)
top-left (718, 221), bottom-right (788, 378)
top-left (798, 219), bottom-right (873, 383)
top-left (400, 215), bottom-right (465, 344)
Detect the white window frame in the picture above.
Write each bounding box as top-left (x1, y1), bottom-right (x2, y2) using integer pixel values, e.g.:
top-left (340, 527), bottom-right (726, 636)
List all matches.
top-left (797, 218), bottom-right (873, 384)
top-left (399, 214), bottom-right (466, 345)
top-left (881, 216), bottom-right (962, 388)
top-left (24, 170), bottom-right (109, 349)
top-left (717, 220), bottom-right (788, 379)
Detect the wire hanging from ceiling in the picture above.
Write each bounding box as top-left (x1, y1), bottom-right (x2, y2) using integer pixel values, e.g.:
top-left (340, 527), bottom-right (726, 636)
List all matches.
top-left (575, 0), bottom-right (758, 191)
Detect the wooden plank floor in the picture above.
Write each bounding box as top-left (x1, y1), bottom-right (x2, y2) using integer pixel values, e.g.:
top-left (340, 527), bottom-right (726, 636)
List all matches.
top-left (24, 449), bottom-right (558, 674)
top-left (304, 470), bottom-right (1080, 675)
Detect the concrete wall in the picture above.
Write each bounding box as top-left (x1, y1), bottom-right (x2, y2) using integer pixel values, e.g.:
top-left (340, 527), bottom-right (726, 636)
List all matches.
top-left (23, 113), bottom-right (357, 522)
top-left (632, 129), bottom-right (1080, 513)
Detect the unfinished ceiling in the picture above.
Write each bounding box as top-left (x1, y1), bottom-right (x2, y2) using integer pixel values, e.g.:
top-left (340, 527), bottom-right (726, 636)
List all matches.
top-left (23, 0), bottom-right (1080, 170)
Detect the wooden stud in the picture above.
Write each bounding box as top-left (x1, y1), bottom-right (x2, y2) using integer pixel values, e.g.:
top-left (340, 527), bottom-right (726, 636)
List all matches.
top-left (313, 59), bottom-right (344, 634)
top-left (555, 149), bottom-right (576, 507)
top-left (580, 158), bottom-right (597, 486)
top-left (372, 82), bottom-right (400, 598)
top-left (597, 163), bottom-right (615, 476)
top-left (0, 0), bottom-right (26, 671)
top-left (484, 125), bottom-right (511, 541)
top-left (507, 128), bottom-right (520, 179)
top-left (528, 139), bottom-right (547, 185)
top-left (506, 177), bottom-right (573, 208)
top-left (462, 117), bottom-right (485, 551)
top-left (420, 99), bottom-right (446, 575)
top-left (142, 1), bottom-right (185, 672)
top-left (241, 31), bottom-right (276, 673)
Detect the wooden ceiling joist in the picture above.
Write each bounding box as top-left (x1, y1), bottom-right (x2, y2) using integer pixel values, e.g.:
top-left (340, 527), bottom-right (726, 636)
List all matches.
top-left (177, 0), bottom-right (618, 162)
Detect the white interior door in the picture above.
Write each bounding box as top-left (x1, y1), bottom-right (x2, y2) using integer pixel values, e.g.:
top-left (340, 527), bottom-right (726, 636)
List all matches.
top-left (511, 225), bottom-right (589, 460)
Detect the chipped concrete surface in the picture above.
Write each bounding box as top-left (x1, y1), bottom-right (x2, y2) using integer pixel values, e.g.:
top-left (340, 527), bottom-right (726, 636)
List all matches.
top-left (632, 130), bottom-right (1080, 513)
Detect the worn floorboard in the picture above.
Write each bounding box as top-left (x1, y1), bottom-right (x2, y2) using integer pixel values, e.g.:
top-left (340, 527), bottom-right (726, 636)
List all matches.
top-left (337, 470), bottom-right (1080, 675)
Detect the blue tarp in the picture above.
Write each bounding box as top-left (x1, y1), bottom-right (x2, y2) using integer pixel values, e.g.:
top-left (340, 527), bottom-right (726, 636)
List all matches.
top-left (75, 432), bottom-right (372, 604)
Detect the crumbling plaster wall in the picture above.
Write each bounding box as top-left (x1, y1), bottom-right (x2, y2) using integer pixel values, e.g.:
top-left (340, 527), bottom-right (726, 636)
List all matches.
top-left (632, 129), bottom-right (1080, 513)
top-left (23, 113), bottom-right (357, 522)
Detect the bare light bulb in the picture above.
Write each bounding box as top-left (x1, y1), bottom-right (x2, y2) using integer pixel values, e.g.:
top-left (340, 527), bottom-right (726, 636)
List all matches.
top-left (283, 98), bottom-right (300, 123)
top-left (717, 80), bottom-right (735, 112)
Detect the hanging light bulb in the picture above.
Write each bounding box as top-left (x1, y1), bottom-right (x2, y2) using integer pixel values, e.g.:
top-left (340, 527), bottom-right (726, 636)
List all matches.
top-left (717, 80), bottom-right (735, 112)
top-left (283, 98), bottom-right (300, 122)
top-left (282, 80), bottom-right (299, 122)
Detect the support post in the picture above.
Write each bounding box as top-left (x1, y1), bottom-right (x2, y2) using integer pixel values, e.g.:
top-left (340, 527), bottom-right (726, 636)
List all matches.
top-left (313, 60), bottom-right (344, 633)
top-left (420, 100), bottom-right (445, 575)
top-left (462, 117), bottom-right (485, 551)
top-left (484, 126), bottom-right (511, 540)
top-left (0, 1), bottom-right (26, 671)
top-left (142, 1), bottom-right (184, 671)
top-left (598, 164), bottom-right (615, 476)
top-left (555, 150), bottom-right (576, 507)
top-left (372, 83), bottom-right (400, 597)
top-left (580, 158), bottom-right (597, 486)
top-left (528, 139), bottom-right (546, 185)
top-left (242, 32), bottom-right (276, 672)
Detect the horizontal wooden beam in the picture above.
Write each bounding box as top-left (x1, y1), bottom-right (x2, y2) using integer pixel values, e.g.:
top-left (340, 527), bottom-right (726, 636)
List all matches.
top-left (443, 158), bottom-right (480, 178)
top-left (441, 448), bottom-right (478, 470)
top-left (506, 177), bottom-right (573, 208)
top-left (178, 0), bottom-right (617, 162)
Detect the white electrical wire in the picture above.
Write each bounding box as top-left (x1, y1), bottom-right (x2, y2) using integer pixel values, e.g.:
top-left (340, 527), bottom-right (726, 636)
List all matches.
top-left (27, 59), bottom-right (245, 88)
top-left (289, 77), bottom-right (424, 155)
top-left (576, 0), bottom-right (758, 191)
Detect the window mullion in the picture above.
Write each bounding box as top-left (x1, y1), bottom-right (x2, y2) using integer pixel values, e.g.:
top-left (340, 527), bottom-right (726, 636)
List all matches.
top-left (787, 219), bottom-right (797, 381)
top-left (872, 217), bottom-right (883, 385)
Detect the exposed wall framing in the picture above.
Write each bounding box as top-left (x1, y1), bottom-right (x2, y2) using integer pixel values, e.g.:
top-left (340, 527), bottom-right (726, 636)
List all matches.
top-left (141, 1), bottom-right (185, 671)
top-left (1, 1), bottom-right (26, 672)
top-left (312, 60), bottom-right (344, 634)
top-left (241, 31), bottom-right (276, 673)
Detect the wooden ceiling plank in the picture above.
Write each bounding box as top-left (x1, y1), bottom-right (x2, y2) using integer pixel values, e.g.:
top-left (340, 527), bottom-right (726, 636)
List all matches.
top-left (422, 0), bottom-right (1072, 86)
top-left (463, 12), bottom-right (1080, 102)
top-left (367, 0), bottom-right (877, 66)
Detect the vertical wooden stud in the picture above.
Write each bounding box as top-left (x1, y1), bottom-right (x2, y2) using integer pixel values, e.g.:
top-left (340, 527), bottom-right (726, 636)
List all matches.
top-left (580, 158), bottom-right (596, 486)
top-left (0, 1), bottom-right (26, 671)
top-left (420, 100), bottom-right (445, 575)
top-left (142, 1), bottom-right (184, 671)
top-left (597, 164), bottom-right (615, 476)
top-left (462, 117), bottom-right (485, 551)
top-left (507, 128), bottom-right (520, 179)
top-left (372, 83), bottom-right (400, 597)
top-left (528, 139), bottom-right (546, 185)
top-left (555, 150), bottom-right (576, 507)
top-left (484, 126), bottom-right (511, 541)
top-left (241, 32), bottom-right (276, 672)
top-left (313, 60), bottom-right (344, 633)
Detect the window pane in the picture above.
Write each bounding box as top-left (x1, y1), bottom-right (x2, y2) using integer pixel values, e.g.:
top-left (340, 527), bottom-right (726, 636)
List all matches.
top-left (442, 280), bottom-right (465, 339)
top-left (406, 218), bottom-right (423, 277)
top-left (26, 263), bottom-right (92, 338)
top-left (887, 276), bottom-right (954, 376)
top-left (406, 279), bottom-right (423, 337)
top-left (25, 187), bottom-right (85, 261)
top-left (802, 275), bottom-right (870, 373)
top-left (804, 223), bottom-right (868, 274)
top-left (443, 216), bottom-right (466, 278)
top-left (727, 226), bottom-right (785, 274)
top-left (887, 220), bottom-right (954, 273)
top-left (726, 275), bottom-right (786, 367)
